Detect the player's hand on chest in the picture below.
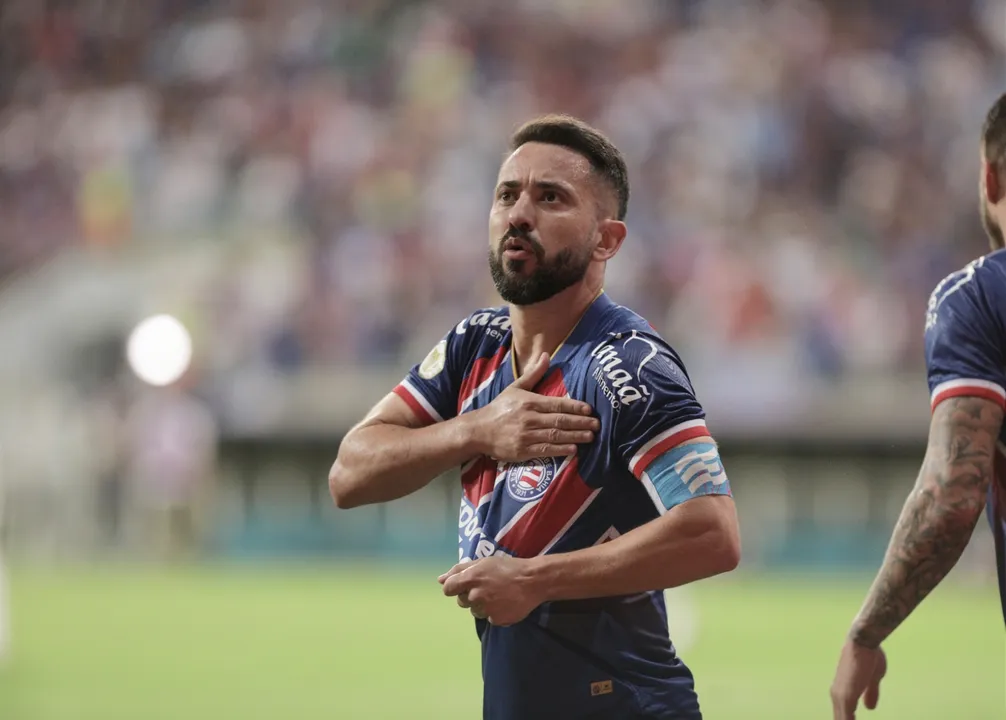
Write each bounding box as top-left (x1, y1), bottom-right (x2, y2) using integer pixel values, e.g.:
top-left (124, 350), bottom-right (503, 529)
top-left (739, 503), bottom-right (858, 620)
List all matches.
top-left (469, 352), bottom-right (600, 463)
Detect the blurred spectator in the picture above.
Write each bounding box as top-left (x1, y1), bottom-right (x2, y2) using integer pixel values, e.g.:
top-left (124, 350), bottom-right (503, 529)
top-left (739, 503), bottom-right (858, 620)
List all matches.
top-left (123, 379), bottom-right (218, 561)
top-left (0, 0), bottom-right (1003, 383)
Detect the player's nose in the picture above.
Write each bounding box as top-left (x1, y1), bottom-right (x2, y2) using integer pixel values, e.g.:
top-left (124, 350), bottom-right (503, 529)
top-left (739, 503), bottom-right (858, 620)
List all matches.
top-left (506, 192), bottom-right (535, 233)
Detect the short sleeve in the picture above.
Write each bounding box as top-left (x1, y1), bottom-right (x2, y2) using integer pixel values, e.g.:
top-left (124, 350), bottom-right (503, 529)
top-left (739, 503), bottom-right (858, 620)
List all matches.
top-left (393, 325), bottom-right (467, 424)
top-left (600, 331), bottom-right (710, 478)
top-left (925, 258), bottom-right (1006, 412)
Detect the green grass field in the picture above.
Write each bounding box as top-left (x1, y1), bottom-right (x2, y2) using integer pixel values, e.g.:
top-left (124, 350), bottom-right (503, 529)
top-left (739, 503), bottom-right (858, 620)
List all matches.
top-left (0, 564), bottom-right (1002, 719)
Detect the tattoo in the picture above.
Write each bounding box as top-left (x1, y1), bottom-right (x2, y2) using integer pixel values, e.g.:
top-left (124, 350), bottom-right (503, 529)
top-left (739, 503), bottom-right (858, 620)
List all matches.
top-left (850, 396), bottom-right (1003, 648)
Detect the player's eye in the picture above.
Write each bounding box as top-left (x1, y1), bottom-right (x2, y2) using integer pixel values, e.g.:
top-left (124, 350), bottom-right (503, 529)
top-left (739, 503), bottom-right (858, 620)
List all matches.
top-left (542, 191), bottom-right (559, 203)
top-left (497, 190), bottom-right (516, 204)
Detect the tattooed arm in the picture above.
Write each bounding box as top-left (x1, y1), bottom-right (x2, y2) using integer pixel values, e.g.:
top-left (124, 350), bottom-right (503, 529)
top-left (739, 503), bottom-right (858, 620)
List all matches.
top-left (848, 395), bottom-right (1004, 648)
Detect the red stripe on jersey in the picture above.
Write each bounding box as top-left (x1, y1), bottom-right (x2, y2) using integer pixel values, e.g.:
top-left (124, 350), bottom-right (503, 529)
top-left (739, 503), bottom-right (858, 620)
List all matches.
top-left (532, 367), bottom-right (569, 397)
top-left (498, 457), bottom-right (595, 557)
top-left (462, 458), bottom-right (497, 507)
top-left (458, 346), bottom-right (509, 413)
top-left (931, 385), bottom-right (1006, 411)
top-left (393, 384), bottom-right (435, 425)
top-left (632, 425), bottom-right (710, 479)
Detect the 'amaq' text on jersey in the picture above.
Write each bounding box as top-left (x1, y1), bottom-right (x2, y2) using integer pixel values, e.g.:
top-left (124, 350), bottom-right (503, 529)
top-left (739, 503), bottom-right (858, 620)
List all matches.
top-left (394, 292), bottom-right (733, 720)
top-left (925, 249), bottom-right (1006, 629)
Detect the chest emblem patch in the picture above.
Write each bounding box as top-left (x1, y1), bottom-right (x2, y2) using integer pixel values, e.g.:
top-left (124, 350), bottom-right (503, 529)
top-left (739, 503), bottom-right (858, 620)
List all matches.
top-left (504, 457), bottom-right (559, 502)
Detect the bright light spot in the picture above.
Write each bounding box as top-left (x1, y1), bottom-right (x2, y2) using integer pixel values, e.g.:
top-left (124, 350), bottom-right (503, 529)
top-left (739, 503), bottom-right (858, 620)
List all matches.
top-left (126, 314), bottom-right (193, 387)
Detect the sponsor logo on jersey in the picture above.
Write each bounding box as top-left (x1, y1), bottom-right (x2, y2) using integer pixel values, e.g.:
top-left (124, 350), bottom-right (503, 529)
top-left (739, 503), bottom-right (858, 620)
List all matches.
top-left (458, 499), bottom-right (502, 560)
top-left (590, 330), bottom-right (656, 408)
top-left (925, 256), bottom-right (984, 330)
top-left (418, 339), bottom-right (447, 379)
top-left (456, 311), bottom-right (511, 342)
top-left (504, 457), bottom-right (558, 502)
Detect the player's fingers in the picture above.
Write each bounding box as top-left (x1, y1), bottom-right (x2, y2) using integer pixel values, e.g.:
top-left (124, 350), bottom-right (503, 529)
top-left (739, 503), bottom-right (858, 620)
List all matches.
top-left (528, 428), bottom-right (595, 446)
top-left (438, 558), bottom-right (473, 584)
top-left (465, 588), bottom-right (488, 616)
top-left (841, 696), bottom-right (858, 720)
top-left (830, 700), bottom-right (842, 720)
top-left (442, 568), bottom-right (479, 597)
top-left (526, 443), bottom-right (579, 458)
top-left (456, 591), bottom-right (472, 609)
top-left (830, 689), bottom-right (855, 720)
top-left (533, 396), bottom-right (594, 416)
top-left (536, 413), bottom-right (601, 432)
top-left (864, 679), bottom-right (880, 710)
top-left (512, 352), bottom-right (550, 390)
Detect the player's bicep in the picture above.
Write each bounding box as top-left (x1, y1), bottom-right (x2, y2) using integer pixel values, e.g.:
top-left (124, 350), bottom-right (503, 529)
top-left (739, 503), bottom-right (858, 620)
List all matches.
top-left (356, 391), bottom-right (433, 432)
top-left (922, 396), bottom-right (1003, 505)
top-left (638, 436), bottom-right (732, 515)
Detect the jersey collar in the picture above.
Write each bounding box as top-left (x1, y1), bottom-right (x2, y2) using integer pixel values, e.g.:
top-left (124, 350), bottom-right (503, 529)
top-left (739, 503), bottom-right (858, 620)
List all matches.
top-left (508, 290), bottom-right (613, 377)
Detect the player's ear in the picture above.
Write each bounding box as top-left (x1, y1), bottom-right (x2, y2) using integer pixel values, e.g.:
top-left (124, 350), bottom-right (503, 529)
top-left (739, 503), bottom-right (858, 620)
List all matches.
top-left (984, 160), bottom-right (1002, 204)
top-left (593, 219), bottom-right (626, 262)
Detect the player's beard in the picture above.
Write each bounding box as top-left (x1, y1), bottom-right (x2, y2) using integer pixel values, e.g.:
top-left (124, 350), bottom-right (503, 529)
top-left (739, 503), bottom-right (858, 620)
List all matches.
top-left (981, 201), bottom-right (1004, 250)
top-left (488, 235), bottom-right (592, 306)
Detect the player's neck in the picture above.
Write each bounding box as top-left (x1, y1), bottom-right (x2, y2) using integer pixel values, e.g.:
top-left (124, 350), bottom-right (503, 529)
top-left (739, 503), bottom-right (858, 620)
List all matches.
top-left (509, 281), bottom-right (603, 376)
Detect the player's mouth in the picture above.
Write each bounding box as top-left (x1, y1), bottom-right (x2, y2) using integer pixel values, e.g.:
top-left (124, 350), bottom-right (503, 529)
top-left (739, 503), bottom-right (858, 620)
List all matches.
top-left (502, 237), bottom-right (537, 262)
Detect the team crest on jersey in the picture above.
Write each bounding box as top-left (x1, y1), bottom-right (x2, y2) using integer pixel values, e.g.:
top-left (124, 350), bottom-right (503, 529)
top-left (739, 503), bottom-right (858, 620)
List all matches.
top-left (504, 457), bottom-right (558, 502)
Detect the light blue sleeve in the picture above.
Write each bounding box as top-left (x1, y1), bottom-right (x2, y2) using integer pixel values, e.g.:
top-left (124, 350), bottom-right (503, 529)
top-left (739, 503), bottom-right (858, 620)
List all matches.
top-left (640, 441), bottom-right (732, 514)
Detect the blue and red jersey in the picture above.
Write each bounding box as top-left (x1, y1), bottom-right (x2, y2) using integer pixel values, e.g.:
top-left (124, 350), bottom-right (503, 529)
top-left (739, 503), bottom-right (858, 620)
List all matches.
top-left (925, 250), bottom-right (1006, 627)
top-left (395, 292), bottom-right (731, 720)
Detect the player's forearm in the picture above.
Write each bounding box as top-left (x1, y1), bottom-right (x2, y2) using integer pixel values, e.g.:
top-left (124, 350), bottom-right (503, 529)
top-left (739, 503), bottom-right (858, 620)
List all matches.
top-left (848, 470), bottom-right (986, 648)
top-left (329, 414), bottom-right (481, 509)
top-left (849, 396), bottom-right (998, 649)
top-left (525, 495), bottom-right (739, 601)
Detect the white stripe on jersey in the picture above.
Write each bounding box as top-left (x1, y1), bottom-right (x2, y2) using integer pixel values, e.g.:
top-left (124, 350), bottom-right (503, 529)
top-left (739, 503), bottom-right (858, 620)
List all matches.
top-left (477, 485), bottom-right (495, 510)
top-left (400, 379), bottom-right (445, 422)
top-left (628, 419), bottom-right (707, 476)
top-left (930, 378), bottom-right (1006, 405)
top-left (459, 351), bottom-right (509, 413)
top-left (537, 487), bottom-right (602, 556)
top-left (493, 496), bottom-right (541, 541)
top-left (593, 526), bottom-right (622, 546)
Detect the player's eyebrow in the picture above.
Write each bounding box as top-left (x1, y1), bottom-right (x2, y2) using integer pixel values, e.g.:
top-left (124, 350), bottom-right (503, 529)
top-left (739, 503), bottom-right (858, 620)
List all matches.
top-left (495, 179), bottom-right (576, 195)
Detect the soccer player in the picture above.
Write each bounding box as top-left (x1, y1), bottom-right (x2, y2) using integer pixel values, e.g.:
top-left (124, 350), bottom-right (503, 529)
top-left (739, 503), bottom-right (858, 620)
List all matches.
top-left (329, 114), bottom-right (741, 720)
top-left (830, 92), bottom-right (1006, 720)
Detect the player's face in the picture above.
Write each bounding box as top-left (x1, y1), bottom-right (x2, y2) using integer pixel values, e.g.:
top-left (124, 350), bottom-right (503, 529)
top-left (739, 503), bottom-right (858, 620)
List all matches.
top-left (982, 201), bottom-right (1003, 250)
top-left (982, 158), bottom-right (1005, 250)
top-left (488, 143), bottom-right (600, 305)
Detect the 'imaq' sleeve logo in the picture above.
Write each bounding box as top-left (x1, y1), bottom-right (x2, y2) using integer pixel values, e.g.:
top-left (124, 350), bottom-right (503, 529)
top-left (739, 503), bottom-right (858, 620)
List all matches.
top-left (419, 339), bottom-right (447, 379)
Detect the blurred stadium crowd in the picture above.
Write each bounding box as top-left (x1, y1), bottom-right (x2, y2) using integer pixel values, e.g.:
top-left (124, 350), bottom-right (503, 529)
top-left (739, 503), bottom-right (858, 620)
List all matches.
top-left (1, 0), bottom-right (1004, 386)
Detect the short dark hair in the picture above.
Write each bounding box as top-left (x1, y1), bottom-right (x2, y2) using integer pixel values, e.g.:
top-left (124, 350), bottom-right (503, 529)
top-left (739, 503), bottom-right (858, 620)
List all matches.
top-left (982, 92), bottom-right (1006, 167)
top-left (509, 114), bottom-right (629, 221)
